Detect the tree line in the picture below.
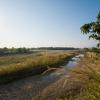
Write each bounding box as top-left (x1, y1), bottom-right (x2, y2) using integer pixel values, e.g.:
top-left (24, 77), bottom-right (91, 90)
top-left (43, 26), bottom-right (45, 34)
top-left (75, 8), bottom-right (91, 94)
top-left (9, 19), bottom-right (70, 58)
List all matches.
top-left (0, 47), bottom-right (31, 55)
top-left (36, 47), bottom-right (78, 50)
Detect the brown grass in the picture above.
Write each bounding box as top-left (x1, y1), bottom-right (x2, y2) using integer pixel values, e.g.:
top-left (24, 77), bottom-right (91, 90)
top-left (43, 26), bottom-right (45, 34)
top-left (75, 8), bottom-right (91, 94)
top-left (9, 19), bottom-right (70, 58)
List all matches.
top-left (0, 51), bottom-right (75, 84)
top-left (38, 52), bottom-right (100, 100)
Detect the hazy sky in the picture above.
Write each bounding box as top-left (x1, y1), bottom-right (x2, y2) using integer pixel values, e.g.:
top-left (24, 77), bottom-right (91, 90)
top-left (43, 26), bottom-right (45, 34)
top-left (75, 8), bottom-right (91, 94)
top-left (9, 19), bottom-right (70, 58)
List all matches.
top-left (0, 0), bottom-right (100, 48)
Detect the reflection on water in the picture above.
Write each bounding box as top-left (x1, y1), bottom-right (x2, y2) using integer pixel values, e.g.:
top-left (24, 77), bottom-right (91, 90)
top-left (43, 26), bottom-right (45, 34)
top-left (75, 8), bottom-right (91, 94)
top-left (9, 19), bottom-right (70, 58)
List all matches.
top-left (63, 54), bottom-right (84, 69)
top-left (42, 54), bottom-right (84, 80)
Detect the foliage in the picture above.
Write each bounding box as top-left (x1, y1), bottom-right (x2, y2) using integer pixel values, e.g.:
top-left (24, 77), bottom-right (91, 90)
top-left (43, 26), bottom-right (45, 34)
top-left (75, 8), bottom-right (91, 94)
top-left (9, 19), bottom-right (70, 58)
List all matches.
top-left (81, 12), bottom-right (100, 47)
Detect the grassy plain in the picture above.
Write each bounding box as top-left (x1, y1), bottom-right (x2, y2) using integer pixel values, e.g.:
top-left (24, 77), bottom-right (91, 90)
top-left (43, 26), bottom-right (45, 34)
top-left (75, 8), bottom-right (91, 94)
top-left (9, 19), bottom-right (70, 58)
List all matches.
top-left (0, 51), bottom-right (74, 83)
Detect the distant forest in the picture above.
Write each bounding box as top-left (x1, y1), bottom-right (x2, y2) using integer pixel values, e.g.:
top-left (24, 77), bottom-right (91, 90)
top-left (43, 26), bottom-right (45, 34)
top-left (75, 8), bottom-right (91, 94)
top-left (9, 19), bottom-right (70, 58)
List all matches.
top-left (0, 47), bottom-right (79, 56)
top-left (36, 47), bottom-right (79, 50)
top-left (0, 47), bottom-right (31, 56)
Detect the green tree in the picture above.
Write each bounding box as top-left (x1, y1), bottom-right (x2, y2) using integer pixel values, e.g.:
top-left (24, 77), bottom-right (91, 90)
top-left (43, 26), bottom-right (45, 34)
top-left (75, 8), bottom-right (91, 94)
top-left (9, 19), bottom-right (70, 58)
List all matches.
top-left (80, 12), bottom-right (100, 47)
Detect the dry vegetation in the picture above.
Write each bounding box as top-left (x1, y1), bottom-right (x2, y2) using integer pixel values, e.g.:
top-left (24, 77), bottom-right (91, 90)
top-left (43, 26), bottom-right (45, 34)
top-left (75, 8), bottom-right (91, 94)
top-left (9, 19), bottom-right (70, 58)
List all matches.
top-left (0, 51), bottom-right (74, 83)
top-left (0, 51), bottom-right (100, 100)
top-left (35, 52), bottom-right (100, 100)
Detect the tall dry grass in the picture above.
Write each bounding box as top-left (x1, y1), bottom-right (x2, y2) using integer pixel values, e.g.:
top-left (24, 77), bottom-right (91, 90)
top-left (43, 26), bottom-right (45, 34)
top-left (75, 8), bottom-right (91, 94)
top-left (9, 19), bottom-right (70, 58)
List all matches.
top-left (57, 52), bottom-right (100, 100)
top-left (0, 51), bottom-right (74, 77)
top-left (38, 52), bottom-right (100, 100)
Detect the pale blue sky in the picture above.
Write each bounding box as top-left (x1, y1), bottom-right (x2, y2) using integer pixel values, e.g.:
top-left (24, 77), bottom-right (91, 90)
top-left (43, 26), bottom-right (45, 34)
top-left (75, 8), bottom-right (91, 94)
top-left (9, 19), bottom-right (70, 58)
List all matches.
top-left (0, 0), bottom-right (100, 48)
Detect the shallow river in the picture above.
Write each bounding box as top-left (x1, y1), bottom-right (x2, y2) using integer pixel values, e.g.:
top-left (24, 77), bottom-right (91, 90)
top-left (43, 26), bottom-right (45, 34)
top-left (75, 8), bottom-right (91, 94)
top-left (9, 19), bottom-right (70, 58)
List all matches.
top-left (42, 54), bottom-right (84, 80)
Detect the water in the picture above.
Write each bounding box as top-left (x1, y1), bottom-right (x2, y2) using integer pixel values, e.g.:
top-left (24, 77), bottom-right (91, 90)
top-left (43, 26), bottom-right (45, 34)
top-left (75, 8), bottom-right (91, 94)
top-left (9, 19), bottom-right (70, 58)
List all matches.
top-left (63, 54), bottom-right (84, 69)
top-left (42, 54), bottom-right (84, 80)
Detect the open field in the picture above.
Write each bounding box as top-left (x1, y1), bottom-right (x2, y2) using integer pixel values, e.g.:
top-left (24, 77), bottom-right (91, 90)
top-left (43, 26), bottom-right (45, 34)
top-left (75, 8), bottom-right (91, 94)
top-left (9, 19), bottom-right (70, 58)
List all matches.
top-left (0, 51), bottom-right (100, 100)
top-left (0, 51), bottom-right (75, 84)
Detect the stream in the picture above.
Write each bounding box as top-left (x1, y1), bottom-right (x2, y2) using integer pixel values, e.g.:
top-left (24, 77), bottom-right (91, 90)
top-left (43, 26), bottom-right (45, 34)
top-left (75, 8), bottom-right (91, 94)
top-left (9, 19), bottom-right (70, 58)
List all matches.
top-left (42, 54), bottom-right (84, 80)
top-left (63, 54), bottom-right (84, 68)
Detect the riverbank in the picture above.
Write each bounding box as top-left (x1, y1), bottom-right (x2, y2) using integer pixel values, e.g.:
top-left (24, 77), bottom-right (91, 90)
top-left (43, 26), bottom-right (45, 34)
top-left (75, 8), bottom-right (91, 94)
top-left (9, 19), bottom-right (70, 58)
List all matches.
top-left (39, 52), bottom-right (100, 100)
top-left (0, 51), bottom-right (76, 84)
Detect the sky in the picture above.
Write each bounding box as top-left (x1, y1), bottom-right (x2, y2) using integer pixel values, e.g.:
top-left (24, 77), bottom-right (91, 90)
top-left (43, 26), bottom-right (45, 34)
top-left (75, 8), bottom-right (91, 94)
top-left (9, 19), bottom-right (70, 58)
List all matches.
top-left (0, 0), bottom-right (100, 48)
